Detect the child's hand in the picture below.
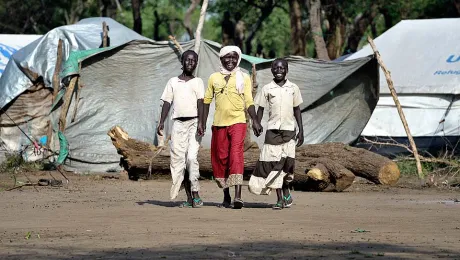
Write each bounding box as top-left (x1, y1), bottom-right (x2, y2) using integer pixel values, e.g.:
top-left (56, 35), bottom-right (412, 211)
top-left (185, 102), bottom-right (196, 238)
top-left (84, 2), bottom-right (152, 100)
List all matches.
top-left (157, 123), bottom-right (164, 136)
top-left (296, 131), bottom-right (304, 147)
top-left (252, 120), bottom-right (263, 137)
top-left (197, 123), bottom-right (204, 136)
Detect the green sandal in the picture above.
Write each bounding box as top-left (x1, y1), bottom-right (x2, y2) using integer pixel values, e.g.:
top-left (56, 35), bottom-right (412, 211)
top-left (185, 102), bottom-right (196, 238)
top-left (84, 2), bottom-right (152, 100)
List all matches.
top-left (283, 194), bottom-right (293, 208)
top-left (272, 201), bottom-right (284, 210)
top-left (179, 201), bottom-right (192, 208)
top-left (192, 198), bottom-right (203, 208)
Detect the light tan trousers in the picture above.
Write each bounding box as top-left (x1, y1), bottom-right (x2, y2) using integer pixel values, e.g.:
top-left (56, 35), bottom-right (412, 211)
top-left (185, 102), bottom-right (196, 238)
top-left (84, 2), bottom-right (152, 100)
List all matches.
top-left (169, 118), bottom-right (201, 200)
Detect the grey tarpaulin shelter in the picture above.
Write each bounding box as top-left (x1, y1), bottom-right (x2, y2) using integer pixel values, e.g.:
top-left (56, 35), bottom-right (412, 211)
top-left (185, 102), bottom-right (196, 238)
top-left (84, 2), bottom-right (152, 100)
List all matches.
top-left (0, 17), bottom-right (379, 173)
top-left (346, 18), bottom-right (460, 156)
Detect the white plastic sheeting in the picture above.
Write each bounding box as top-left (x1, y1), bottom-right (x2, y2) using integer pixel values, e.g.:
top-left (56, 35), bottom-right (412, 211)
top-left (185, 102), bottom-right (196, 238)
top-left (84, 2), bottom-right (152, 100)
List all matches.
top-left (0, 34), bottom-right (42, 77)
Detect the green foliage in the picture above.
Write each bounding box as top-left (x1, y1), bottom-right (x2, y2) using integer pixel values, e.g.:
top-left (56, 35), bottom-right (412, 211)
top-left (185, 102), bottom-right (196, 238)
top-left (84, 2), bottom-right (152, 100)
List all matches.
top-left (396, 157), bottom-right (460, 177)
top-left (0, 153), bottom-right (44, 174)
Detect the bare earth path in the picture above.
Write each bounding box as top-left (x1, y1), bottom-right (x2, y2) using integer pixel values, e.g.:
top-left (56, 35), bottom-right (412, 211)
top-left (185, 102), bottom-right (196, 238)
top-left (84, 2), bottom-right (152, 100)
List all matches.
top-left (0, 173), bottom-right (459, 259)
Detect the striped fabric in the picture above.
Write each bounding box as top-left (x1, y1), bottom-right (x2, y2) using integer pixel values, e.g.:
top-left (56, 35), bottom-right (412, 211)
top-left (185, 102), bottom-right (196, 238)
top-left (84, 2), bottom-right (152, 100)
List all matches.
top-left (248, 130), bottom-right (296, 195)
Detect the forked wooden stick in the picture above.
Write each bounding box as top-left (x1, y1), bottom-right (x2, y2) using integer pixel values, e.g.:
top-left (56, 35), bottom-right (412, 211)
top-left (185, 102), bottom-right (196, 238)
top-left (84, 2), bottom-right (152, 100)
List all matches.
top-left (367, 36), bottom-right (423, 179)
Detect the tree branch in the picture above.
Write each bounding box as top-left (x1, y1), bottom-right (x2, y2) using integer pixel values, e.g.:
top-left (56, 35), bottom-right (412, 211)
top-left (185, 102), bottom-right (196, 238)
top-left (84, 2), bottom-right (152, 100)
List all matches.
top-left (184, 0), bottom-right (200, 39)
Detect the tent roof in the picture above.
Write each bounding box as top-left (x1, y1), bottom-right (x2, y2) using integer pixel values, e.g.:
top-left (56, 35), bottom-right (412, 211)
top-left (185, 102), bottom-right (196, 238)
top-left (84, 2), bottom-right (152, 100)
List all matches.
top-left (345, 18), bottom-right (460, 95)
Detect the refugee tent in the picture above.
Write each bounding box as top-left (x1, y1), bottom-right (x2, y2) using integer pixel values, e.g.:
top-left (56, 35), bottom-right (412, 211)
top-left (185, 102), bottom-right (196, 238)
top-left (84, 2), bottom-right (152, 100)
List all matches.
top-left (0, 17), bottom-right (379, 173)
top-left (346, 18), bottom-right (460, 156)
top-left (0, 34), bottom-right (42, 77)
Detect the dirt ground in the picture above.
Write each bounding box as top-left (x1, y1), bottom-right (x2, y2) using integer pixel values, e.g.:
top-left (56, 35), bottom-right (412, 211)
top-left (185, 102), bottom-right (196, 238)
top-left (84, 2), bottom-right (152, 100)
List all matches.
top-left (0, 172), bottom-right (459, 260)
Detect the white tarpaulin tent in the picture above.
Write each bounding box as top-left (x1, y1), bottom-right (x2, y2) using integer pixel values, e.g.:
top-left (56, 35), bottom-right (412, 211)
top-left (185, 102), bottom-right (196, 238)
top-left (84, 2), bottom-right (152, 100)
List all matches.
top-left (346, 18), bottom-right (460, 155)
top-left (0, 34), bottom-right (42, 77)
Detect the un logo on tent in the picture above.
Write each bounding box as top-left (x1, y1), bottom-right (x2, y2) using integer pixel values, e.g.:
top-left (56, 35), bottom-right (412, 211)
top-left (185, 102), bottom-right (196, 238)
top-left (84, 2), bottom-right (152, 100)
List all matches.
top-left (0, 43), bottom-right (18, 74)
top-left (446, 55), bottom-right (460, 63)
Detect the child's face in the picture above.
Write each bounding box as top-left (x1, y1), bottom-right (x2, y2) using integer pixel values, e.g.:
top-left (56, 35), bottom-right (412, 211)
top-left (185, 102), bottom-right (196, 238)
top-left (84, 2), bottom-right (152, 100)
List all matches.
top-left (220, 51), bottom-right (239, 71)
top-left (183, 53), bottom-right (198, 73)
top-left (271, 60), bottom-right (287, 81)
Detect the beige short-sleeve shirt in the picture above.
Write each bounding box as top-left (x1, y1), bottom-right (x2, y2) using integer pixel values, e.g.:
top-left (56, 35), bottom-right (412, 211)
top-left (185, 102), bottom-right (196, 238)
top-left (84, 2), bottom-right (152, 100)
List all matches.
top-left (254, 79), bottom-right (303, 131)
top-left (160, 77), bottom-right (205, 119)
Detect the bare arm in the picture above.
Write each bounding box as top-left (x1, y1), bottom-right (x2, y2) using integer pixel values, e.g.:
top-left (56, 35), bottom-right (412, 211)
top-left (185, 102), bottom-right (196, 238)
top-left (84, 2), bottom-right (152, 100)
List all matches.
top-left (203, 103), bottom-right (210, 133)
top-left (197, 99), bottom-right (204, 136)
top-left (248, 105), bottom-right (262, 136)
top-left (256, 106), bottom-right (264, 123)
top-left (157, 101), bottom-right (171, 136)
top-left (293, 106), bottom-right (304, 147)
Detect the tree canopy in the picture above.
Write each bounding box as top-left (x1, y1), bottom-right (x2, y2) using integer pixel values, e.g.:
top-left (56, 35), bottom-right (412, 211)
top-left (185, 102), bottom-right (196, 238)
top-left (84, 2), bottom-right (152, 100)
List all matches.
top-left (0, 0), bottom-right (458, 59)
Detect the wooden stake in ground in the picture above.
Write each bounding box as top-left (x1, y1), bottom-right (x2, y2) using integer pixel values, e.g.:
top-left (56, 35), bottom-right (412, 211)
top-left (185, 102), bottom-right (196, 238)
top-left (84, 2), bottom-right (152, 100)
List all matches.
top-left (102, 22), bottom-right (109, 47)
top-left (367, 36), bottom-right (423, 179)
top-left (47, 39), bottom-right (64, 148)
top-left (193, 0), bottom-right (209, 54)
top-left (59, 76), bottom-right (78, 132)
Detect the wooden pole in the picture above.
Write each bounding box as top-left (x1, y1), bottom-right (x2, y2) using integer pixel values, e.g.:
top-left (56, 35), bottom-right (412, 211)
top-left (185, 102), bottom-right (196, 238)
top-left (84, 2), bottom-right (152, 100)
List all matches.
top-left (102, 22), bottom-right (108, 47)
top-left (193, 0), bottom-right (209, 54)
top-left (168, 35), bottom-right (184, 54)
top-left (367, 36), bottom-right (423, 179)
top-left (59, 76), bottom-right (78, 132)
top-left (47, 39), bottom-right (64, 148)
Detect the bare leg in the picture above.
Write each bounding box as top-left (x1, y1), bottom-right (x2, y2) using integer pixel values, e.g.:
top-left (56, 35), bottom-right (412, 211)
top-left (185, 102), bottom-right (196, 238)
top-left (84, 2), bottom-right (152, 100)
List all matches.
top-left (218, 188), bottom-right (232, 208)
top-left (282, 183), bottom-right (293, 208)
top-left (183, 179), bottom-right (193, 204)
top-left (233, 185), bottom-right (244, 209)
top-left (273, 188), bottom-right (284, 210)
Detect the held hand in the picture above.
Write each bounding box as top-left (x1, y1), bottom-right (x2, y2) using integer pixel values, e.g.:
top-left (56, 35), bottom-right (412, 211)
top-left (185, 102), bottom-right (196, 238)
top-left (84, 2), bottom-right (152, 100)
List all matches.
top-left (157, 123), bottom-right (164, 136)
top-left (296, 131), bottom-right (304, 147)
top-left (252, 121), bottom-right (263, 137)
top-left (197, 123), bottom-right (204, 136)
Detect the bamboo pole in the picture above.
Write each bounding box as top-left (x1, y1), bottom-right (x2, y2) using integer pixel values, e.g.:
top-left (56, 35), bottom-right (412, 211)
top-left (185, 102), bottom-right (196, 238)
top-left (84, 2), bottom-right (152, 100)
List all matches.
top-left (102, 22), bottom-right (108, 47)
top-left (367, 36), bottom-right (423, 179)
top-left (47, 39), bottom-right (64, 148)
top-left (193, 0), bottom-right (209, 54)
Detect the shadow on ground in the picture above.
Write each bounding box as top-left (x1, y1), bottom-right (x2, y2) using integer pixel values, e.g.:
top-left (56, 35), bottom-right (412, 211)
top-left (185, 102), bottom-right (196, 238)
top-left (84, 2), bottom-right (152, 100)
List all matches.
top-left (136, 200), bottom-right (272, 208)
top-left (1, 241), bottom-right (458, 259)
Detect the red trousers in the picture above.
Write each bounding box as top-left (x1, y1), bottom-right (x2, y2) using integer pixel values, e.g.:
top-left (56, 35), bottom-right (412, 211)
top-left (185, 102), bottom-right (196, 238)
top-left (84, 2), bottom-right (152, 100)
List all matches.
top-left (211, 123), bottom-right (246, 188)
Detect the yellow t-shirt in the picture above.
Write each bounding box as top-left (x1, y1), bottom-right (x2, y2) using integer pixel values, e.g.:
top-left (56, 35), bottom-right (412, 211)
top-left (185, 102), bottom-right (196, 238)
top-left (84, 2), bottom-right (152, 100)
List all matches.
top-left (204, 72), bottom-right (254, 127)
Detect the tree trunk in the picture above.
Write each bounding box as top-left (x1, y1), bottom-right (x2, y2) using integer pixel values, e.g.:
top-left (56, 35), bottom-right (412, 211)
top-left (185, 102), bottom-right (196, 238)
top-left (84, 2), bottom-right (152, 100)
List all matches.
top-left (293, 158), bottom-right (355, 192)
top-left (184, 0), bottom-right (200, 40)
top-left (131, 0), bottom-right (143, 34)
top-left (99, 0), bottom-right (117, 18)
top-left (153, 10), bottom-right (162, 41)
top-left (289, 0), bottom-right (306, 56)
top-left (323, 0), bottom-right (346, 60)
top-left (308, 0), bottom-right (330, 60)
top-left (244, 0), bottom-right (276, 55)
top-left (343, 4), bottom-right (378, 54)
top-left (455, 0), bottom-right (460, 15)
top-left (107, 126), bottom-right (400, 189)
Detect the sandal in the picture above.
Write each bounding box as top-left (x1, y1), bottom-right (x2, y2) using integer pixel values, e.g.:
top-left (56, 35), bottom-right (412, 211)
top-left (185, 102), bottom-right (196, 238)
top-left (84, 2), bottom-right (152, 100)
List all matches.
top-left (179, 201), bottom-right (192, 208)
top-left (283, 194), bottom-right (293, 208)
top-left (192, 198), bottom-right (203, 208)
top-left (272, 201), bottom-right (284, 210)
top-left (217, 201), bottom-right (231, 208)
top-left (233, 198), bottom-right (244, 209)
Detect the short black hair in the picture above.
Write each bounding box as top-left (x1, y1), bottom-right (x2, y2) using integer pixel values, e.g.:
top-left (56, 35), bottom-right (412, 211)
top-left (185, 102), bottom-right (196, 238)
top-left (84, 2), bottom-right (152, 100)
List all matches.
top-left (271, 58), bottom-right (288, 70)
top-left (181, 50), bottom-right (198, 62)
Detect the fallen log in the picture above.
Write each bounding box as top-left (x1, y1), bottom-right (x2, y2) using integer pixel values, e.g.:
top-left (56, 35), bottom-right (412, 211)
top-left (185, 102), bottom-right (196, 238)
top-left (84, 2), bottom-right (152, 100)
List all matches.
top-left (292, 158), bottom-right (356, 192)
top-left (107, 126), bottom-right (400, 190)
top-left (295, 143), bottom-right (400, 185)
